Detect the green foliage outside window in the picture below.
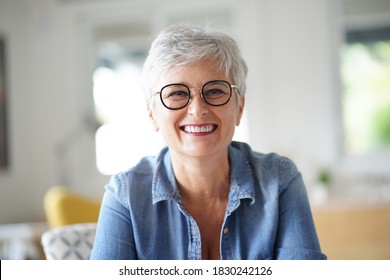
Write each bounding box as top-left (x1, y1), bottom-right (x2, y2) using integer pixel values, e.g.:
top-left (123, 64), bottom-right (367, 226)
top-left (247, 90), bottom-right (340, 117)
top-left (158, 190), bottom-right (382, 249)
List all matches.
top-left (341, 41), bottom-right (390, 155)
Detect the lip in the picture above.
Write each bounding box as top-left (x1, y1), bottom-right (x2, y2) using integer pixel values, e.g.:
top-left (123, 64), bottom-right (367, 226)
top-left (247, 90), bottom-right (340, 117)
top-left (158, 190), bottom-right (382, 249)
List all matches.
top-left (180, 124), bottom-right (218, 135)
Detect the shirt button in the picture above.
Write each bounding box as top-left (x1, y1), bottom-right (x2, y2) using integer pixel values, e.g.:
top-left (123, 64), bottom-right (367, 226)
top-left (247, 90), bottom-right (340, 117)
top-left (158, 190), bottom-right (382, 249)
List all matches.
top-left (223, 227), bottom-right (229, 234)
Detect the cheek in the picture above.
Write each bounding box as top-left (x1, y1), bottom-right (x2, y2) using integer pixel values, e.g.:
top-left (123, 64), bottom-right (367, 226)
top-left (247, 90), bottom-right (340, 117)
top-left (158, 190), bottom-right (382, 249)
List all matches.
top-left (155, 109), bottom-right (181, 132)
top-left (226, 104), bottom-right (243, 127)
top-left (220, 115), bottom-right (238, 134)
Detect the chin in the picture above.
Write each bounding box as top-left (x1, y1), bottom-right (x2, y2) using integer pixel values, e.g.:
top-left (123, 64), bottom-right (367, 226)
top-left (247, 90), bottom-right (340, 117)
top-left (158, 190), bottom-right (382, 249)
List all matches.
top-left (181, 144), bottom-right (225, 159)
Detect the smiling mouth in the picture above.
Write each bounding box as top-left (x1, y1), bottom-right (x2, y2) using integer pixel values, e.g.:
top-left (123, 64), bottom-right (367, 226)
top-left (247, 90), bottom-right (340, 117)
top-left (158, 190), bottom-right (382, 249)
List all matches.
top-left (180, 124), bottom-right (217, 134)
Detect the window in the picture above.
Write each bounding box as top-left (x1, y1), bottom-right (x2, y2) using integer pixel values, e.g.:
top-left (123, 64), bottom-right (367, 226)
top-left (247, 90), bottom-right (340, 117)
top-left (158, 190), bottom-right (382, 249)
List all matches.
top-left (93, 42), bottom-right (165, 175)
top-left (341, 27), bottom-right (390, 155)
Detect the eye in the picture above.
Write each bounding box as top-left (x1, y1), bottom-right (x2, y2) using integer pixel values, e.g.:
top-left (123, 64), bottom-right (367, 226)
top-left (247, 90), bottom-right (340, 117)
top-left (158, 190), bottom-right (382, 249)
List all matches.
top-left (161, 84), bottom-right (190, 100)
top-left (203, 88), bottom-right (226, 99)
top-left (167, 90), bottom-right (190, 99)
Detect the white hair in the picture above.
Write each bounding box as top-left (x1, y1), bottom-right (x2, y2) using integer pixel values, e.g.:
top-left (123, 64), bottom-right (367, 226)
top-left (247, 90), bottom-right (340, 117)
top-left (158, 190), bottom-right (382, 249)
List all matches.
top-left (142, 25), bottom-right (248, 105)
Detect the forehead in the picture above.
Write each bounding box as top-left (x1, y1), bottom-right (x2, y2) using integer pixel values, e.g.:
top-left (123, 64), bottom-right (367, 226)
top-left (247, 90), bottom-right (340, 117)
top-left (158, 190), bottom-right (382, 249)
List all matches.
top-left (157, 60), bottom-right (229, 88)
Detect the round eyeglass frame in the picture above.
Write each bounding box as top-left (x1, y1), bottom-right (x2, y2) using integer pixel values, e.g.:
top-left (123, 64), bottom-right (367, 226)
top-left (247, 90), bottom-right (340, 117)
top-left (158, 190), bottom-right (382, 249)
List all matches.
top-left (155, 80), bottom-right (239, 110)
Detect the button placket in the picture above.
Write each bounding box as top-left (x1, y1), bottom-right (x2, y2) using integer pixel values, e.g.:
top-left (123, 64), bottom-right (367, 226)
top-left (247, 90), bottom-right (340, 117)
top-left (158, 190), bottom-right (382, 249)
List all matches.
top-left (188, 218), bottom-right (201, 260)
top-left (223, 227), bottom-right (229, 234)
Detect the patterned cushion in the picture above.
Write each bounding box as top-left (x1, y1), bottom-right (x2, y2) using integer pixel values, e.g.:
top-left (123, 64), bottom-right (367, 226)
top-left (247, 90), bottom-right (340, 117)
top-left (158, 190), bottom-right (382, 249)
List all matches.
top-left (41, 223), bottom-right (96, 260)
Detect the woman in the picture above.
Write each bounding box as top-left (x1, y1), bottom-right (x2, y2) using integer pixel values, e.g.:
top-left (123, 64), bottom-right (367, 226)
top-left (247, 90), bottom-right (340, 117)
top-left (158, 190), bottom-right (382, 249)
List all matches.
top-left (90, 25), bottom-right (326, 260)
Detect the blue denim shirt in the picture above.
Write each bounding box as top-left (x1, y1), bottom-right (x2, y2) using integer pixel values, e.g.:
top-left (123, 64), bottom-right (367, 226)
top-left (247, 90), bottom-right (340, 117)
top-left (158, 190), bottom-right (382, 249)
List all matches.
top-left (91, 141), bottom-right (326, 260)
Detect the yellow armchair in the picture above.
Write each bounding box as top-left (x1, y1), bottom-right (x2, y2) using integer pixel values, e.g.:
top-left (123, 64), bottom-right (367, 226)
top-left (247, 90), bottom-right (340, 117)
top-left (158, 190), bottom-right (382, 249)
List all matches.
top-left (43, 186), bottom-right (101, 228)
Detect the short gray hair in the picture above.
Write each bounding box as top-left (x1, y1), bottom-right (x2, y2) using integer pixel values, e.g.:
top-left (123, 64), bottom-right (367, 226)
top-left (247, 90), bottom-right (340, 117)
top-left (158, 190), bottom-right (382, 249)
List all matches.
top-left (142, 25), bottom-right (248, 105)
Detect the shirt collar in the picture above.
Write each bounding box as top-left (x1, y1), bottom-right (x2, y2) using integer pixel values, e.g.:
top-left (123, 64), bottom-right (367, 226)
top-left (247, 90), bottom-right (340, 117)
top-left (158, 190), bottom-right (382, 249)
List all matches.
top-left (227, 143), bottom-right (256, 211)
top-left (152, 148), bottom-right (182, 204)
top-left (152, 143), bottom-right (256, 206)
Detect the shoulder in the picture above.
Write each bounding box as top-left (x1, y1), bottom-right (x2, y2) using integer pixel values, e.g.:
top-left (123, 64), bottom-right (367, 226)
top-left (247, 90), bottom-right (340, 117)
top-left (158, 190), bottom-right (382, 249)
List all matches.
top-left (230, 141), bottom-right (295, 168)
top-left (230, 141), bottom-right (300, 189)
top-left (105, 147), bottom-right (169, 204)
top-left (117, 146), bottom-right (169, 179)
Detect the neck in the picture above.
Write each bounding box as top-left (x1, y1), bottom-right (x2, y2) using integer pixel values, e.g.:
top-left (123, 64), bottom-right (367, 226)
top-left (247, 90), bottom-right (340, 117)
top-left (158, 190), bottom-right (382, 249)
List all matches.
top-left (170, 150), bottom-right (230, 202)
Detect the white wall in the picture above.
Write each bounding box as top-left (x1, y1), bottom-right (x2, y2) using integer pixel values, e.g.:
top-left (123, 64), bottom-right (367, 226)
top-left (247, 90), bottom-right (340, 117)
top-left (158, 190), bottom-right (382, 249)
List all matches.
top-left (0, 0), bottom-right (33, 223)
top-left (0, 0), bottom-right (109, 223)
top-left (0, 0), bottom-right (381, 223)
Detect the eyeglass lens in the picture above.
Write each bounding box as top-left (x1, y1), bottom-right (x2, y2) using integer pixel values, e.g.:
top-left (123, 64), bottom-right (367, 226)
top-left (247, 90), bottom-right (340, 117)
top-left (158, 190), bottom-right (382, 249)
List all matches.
top-left (160, 80), bottom-right (232, 110)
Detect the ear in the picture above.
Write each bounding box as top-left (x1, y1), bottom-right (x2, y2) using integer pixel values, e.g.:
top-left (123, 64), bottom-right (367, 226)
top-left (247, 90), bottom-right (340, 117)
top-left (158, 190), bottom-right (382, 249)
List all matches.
top-left (236, 95), bottom-right (245, 126)
top-left (147, 104), bottom-right (159, 132)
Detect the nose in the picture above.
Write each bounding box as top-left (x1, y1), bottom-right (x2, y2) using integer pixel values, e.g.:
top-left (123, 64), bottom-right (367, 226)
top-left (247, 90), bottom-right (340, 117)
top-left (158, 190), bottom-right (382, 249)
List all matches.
top-left (187, 89), bottom-right (208, 117)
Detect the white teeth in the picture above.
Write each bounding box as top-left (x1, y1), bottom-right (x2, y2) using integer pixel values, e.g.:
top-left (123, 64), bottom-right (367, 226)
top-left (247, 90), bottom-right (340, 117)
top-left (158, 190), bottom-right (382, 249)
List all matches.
top-left (183, 125), bottom-right (214, 133)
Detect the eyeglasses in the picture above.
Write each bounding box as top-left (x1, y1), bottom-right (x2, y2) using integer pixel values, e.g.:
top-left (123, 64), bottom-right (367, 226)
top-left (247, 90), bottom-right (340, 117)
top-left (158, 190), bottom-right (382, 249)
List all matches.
top-left (154, 80), bottom-right (238, 110)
